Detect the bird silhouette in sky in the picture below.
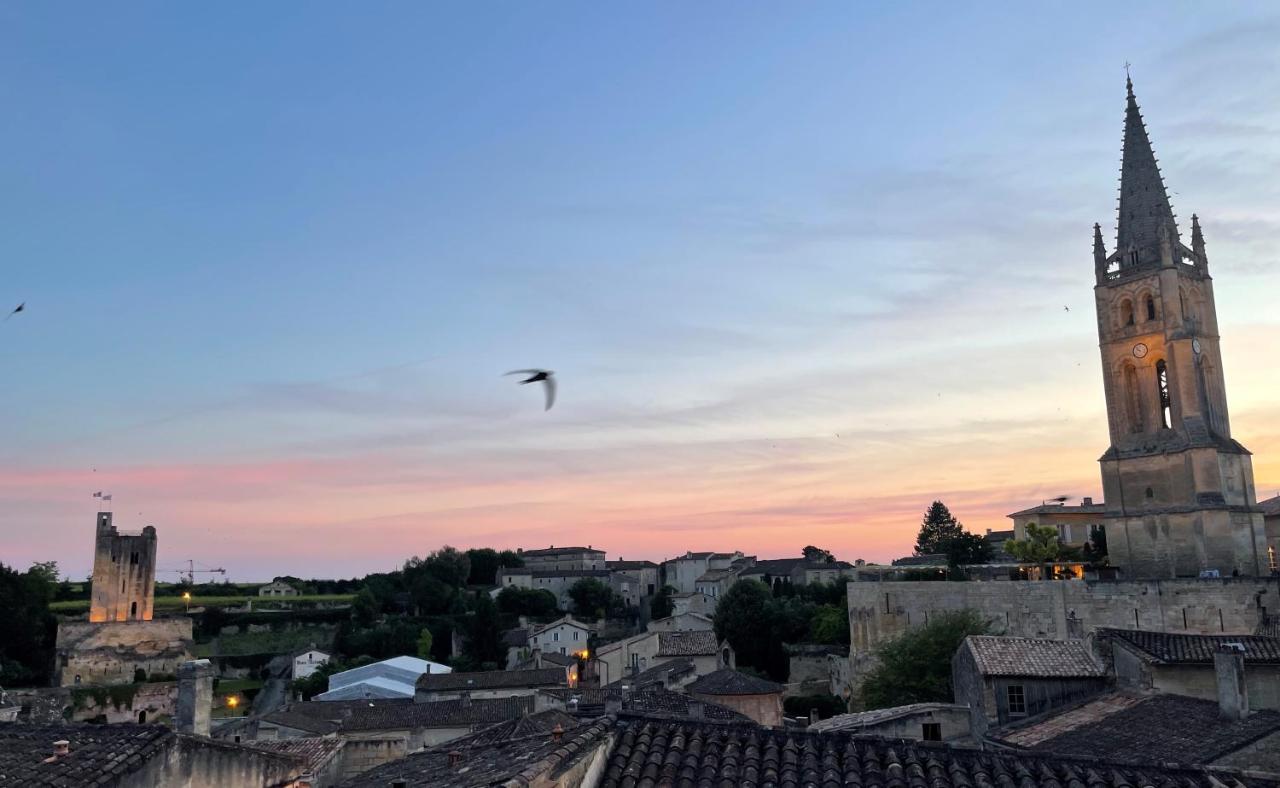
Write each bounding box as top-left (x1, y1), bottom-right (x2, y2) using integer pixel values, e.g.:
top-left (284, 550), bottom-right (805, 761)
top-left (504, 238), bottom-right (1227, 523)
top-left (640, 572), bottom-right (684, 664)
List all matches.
top-left (1063, 305), bottom-right (1070, 312)
top-left (4, 303), bottom-right (23, 321)
top-left (505, 369), bottom-right (556, 410)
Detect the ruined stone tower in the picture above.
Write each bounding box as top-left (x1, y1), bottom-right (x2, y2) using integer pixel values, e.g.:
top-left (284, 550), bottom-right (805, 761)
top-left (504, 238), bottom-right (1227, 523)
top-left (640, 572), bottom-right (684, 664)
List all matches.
top-left (89, 512), bottom-right (158, 622)
top-left (1092, 77), bottom-right (1268, 577)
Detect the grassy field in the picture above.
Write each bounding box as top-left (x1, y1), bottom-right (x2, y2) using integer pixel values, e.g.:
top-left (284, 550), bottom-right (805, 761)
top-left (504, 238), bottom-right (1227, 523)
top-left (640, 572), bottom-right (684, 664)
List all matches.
top-left (50, 593), bottom-right (354, 614)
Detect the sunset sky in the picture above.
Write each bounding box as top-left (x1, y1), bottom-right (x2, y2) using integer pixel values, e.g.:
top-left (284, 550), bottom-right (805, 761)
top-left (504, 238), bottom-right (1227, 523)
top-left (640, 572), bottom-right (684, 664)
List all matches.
top-left (4, 3), bottom-right (1280, 581)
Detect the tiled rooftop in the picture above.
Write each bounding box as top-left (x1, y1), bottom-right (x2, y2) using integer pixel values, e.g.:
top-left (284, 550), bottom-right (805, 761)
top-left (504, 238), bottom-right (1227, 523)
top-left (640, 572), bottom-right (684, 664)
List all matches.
top-left (808, 703), bottom-right (968, 733)
top-left (601, 718), bottom-right (1273, 788)
top-left (687, 668), bottom-right (784, 696)
top-left (656, 630), bottom-right (718, 656)
top-left (992, 691), bottom-right (1280, 766)
top-left (0, 722), bottom-right (173, 786)
top-left (1099, 628), bottom-right (1280, 664)
top-left (963, 635), bottom-right (1105, 678)
top-left (607, 656), bottom-right (696, 689)
top-left (262, 696), bottom-right (533, 733)
top-left (446, 709), bottom-right (581, 748)
top-left (243, 736), bottom-right (345, 773)
top-left (415, 667), bottom-right (567, 692)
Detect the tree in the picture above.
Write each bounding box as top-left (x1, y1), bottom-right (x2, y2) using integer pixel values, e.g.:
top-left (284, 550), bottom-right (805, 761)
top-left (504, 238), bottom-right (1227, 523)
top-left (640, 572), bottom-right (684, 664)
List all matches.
top-left (497, 550), bottom-right (524, 570)
top-left (465, 549), bottom-right (501, 586)
top-left (802, 546), bottom-right (835, 564)
top-left (416, 627), bottom-right (434, 660)
top-left (944, 531), bottom-right (993, 567)
top-left (496, 587), bottom-right (559, 618)
top-left (860, 609), bottom-right (991, 709)
top-left (0, 562), bottom-right (57, 686)
top-left (568, 578), bottom-right (621, 619)
top-left (351, 588), bottom-right (380, 627)
top-left (1005, 523), bottom-right (1064, 572)
top-left (810, 605), bottom-right (850, 646)
top-left (29, 561), bottom-right (60, 589)
top-left (915, 501), bottom-right (963, 555)
top-left (463, 594), bottom-right (504, 668)
top-left (1084, 525), bottom-right (1109, 563)
top-left (714, 580), bottom-right (776, 676)
top-left (649, 586), bottom-right (676, 620)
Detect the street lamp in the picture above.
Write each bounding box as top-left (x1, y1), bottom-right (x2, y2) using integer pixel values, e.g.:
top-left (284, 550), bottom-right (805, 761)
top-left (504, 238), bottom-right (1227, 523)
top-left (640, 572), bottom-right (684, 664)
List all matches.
top-left (182, 592), bottom-right (191, 612)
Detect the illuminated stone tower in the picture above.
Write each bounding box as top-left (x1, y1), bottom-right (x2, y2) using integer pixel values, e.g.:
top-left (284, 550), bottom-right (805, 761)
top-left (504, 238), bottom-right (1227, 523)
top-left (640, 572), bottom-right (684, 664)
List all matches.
top-left (1092, 77), bottom-right (1267, 577)
top-left (89, 511), bottom-right (158, 622)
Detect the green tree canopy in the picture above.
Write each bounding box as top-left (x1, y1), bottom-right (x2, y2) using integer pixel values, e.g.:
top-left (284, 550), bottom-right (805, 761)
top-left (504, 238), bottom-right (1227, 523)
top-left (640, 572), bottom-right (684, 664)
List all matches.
top-left (415, 627), bottom-right (434, 660)
top-left (351, 587), bottom-right (380, 627)
top-left (465, 549), bottom-right (501, 586)
top-left (860, 609), bottom-right (992, 709)
top-left (714, 580), bottom-right (776, 676)
top-left (496, 586), bottom-right (559, 618)
top-left (914, 501), bottom-right (992, 567)
top-left (802, 546), bottom-right (835, 564)
top-left (1005, 523), bottom-right (1064, 565)
top-left (463, 594), bottom-right (504, 668)
top-left (810, 605), bottom-right (850, 645)
top-left (649, 585), bottom-right (676, 620)
top-left (0, 562), bottom-right (58, 686)
top-left (568, 578), bottom-right (623, 619)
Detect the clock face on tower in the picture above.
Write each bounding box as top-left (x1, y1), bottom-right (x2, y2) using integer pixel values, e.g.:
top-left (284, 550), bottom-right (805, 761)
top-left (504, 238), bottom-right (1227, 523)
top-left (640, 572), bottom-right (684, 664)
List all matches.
top-left (1132, 343), bottom-right (1149, 359)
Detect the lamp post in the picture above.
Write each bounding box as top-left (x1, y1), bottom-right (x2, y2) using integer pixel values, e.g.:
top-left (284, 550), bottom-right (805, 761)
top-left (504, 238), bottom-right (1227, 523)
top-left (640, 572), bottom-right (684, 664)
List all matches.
top-left (182, 591), bottom-right (191, 612)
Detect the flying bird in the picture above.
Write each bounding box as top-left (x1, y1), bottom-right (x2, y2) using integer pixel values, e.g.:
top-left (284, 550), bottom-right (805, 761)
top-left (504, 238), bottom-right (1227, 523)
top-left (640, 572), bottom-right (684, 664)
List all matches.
top-left (1063, 305), bottom-right (1070, 312)
top-left (505, 369), bottom-right (556, 410)
top-left (4, 302), bottom-right (23, 321)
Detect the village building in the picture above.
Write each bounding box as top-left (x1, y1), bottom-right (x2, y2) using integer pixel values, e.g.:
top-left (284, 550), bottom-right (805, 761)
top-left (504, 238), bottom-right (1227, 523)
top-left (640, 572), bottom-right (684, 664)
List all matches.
top-left (596, 630), bottom-right (729, 688)
top-left (517, 546), bottom-right (607, 572)
top-left (660, 551), bottom-right (747, 594)
top-left (414, 667), bottom-right (570, 703)
top-left (809, 702), bottom-right (973, 743)
top-left (527, 615), bottom-right (591, 657)
top-left (1093, 628), bottom-right (1280, 709)
top-left (1007, 498), bottom-right (1107, 547)
top-left (314, 656), bottom-right (451, 701)
top-left (668, 591), bottom-right (715, 616)
top-left (952, 635), bottom-right (1107, 738)
top-left (291, 647), bottom-right (331, 682)
top-left (605, 559), bottom-right (658, 598)
top-left (257, 580), bottom-right (299, 598)
top-left (685, 668), bottom-right (784, 727)
top-left (645, 612), bottom-right (714, 633)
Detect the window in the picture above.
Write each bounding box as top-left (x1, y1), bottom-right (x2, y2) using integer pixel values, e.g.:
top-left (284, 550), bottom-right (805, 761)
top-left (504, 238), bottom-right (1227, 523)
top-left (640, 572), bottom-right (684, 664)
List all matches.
top-left (921, 723), bottom-right (942, 742)
top-left (573, 631), bottom-right (579, 641)
top-left (1145, 296), bottom-right (1156, 321)
top-left (1269, 546), bottom-right (1277, 572)
top-left (1007, 685), bottom-right (1026, 716)
top-left (1156, 359), bottom-right (1171, 428)
top-left (1121, 299), bottom-right (1134, 327)
top-left (137, 710), bottom-right (147, 723)
top-left (130, 601), bottom-right (137, 618)
top-left (553, 631), bottom-right (559, 642)
top-left (1145, 487), bottom-right (1154, 500)
top-left (130, 552), bottom-right (139, 565)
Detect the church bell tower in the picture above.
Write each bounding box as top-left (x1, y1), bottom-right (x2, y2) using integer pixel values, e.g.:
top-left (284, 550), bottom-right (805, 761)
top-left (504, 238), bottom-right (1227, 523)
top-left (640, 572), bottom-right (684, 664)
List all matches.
top-left (1092, 77), bottom-right (1268, 577)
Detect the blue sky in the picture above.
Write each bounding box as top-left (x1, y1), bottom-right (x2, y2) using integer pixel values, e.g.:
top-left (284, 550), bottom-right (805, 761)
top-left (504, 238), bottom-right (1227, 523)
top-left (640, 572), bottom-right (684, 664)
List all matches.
top-left (4, 3), bottom-right (1280, 580)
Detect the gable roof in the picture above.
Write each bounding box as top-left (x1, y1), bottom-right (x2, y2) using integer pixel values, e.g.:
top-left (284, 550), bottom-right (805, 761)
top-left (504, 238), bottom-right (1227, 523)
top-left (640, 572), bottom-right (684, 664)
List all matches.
top-left (607, 657), bottom-right (697, 689)
top-left (992, 691), bottom-right (1280, 766)
top-left (501, 627), bottom-right (530, 648)
top-left (263, 696), bottom-right (533, 733)
top-left (1006, 502), bottom-right (1107, 518)
top-left (415, 667), bottom-right (567, 692)
top-left (1259, 494), bottom-right (1280, 517)
top-left (962, 636), bottom-right (1105, 678)
top-left (686, 668), bottom-right (783, 696)
top-left (607, 560), bottom-right (658, 570)
top-left (529, 616), bottom-right (590, 638)
top-left (1099, 628), bottom-right (1280, 665)
top-left (443, 709), bottom-right (581, 748)
top-left (657, 631), bottom-right (718, 656)
top-left (243, 736), bottom-right (345, 774)
top-left (0, 722), bottom-right (175, 786)
top-left (600, 717), bottom-right (1274, 788)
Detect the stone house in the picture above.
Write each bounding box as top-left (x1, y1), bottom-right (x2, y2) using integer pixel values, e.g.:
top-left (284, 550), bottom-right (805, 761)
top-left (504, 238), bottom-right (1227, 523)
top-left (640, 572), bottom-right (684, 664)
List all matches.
top-left (414, 667), bottom-right (569, 703)
top-left (669, 591), bottom-right (715, 616)
top-left (314, 656), bottom-right (451, 701)
top-left (527, 616), bottom-right (591, 657)
top-left (693, 568), bottom-right (740, 610)
top-left (1261, 494), bottom-right (1280, 574)
top-left (686, 668), bottom-right (784, 727)
top-left (809, 702), bottom-right (972, 743)
top-left (952, 635), bottom-right (1108, 738)
top-left (1006, 498), bottom-right (1107, 547)
top-left (257, 580), bottom-right (299, 598)
top-left (606, 559), bottom-right (659, 598)
top-left (517, 546), bottom-right (607, 572)
top-left (55, 618), bottom-right (194, 688)
top-left (661, 551), bottom-right (747, 594)
top-left (784, 644), bottom-right (848, 698)
top-left (596, 630), bottom-right (729, 688)
top-left (498, 568), bottom-right (613, 611)
top-left (646, 612), bottom-right (714, 633)
top-left (0, 721), bottom-right (308, 787)
top-left (291, 647), bottom-right (330, 681)
top-left (1093, 628), bottom-right (1280, 709)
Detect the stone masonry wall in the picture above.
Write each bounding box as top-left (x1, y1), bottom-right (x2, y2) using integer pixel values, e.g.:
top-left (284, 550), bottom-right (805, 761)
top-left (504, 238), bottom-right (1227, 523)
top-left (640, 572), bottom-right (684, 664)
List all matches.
top-left (847, 578), bottom-right (1279, 685)
top-left (55, 618), bottom-right (194, 686)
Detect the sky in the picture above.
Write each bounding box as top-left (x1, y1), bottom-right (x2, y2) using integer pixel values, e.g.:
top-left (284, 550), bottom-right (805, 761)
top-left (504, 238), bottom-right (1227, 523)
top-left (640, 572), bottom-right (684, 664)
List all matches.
top-left (3, 3), bottom-right (1280, 582)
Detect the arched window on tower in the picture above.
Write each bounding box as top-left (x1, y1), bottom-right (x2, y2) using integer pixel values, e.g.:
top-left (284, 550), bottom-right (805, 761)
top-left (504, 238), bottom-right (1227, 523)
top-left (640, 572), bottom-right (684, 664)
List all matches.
top-left (1120, 299), bottom-right (1134, 328)
top-left (130, 601), bottom-right (137, 619)
top-left (1145, 296), bottom-right (1156, 321)
top-left (1155, 359), bottom-right (1171, 429)
top-left (1124, 365), bottom-right (1143, 434)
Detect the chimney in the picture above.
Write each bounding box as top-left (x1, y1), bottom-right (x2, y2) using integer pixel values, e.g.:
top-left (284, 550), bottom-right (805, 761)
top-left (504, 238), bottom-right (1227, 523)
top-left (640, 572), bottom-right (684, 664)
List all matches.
top-left (809, 709), bottom-right (820, 726)
top-left (687, 701), bottom-right (704, 720)
top-left (390, 780), bottom-right (408, 788)
top-left (1083, 497), bottom-right (1094, 506)
top-left (447, 751), bottom-right (464, 768)
top-left (460, 691), bottom-right (471, 707)
top-left (1215, 644), bottom-right (1249, 720)
top-left (53, 740), bottom-right (70, 757)
top-left (551, 723), bottom-right (564, 742)
top-left (177, 659), bottom-right (215, 737)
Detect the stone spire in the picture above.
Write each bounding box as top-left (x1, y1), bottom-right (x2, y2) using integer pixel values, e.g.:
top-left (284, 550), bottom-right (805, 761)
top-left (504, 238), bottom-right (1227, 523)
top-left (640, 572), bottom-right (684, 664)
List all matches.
top-left (1093, 222), bottom-right (1107, 279)
top-left (1191, 213), bottom-right (1208, 268)
top-left (1116, 76), bottom-right (1180, 269)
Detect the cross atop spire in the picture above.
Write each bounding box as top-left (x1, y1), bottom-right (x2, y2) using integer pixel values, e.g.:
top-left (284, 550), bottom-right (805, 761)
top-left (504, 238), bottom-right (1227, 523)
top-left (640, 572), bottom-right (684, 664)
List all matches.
top-left (1116, 75), bottom-right (1180, 270)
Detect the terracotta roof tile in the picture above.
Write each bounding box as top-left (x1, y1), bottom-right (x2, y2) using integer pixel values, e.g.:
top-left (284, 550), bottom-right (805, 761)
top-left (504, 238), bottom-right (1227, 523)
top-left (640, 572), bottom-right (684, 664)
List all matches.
top-left (656, 631), bottom-right (718, 656)
top-left (686, 668), bottom-right (783, 696)
top-left (1100, 628), bottom-right (1280, 664)
top-left (964, 635), bottom-right (1105, 677)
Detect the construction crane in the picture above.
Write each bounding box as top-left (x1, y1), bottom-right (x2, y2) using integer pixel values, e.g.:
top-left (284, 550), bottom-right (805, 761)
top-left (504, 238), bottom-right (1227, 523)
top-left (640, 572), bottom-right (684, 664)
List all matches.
top-left (159, 559), bottom-right (227, 585)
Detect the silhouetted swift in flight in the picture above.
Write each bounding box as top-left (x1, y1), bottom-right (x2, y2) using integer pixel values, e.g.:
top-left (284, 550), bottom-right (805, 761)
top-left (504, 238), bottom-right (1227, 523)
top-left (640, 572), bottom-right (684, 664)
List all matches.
top-left (4, 302), bottom-right (23, 321)
top-left (505, 369), bottom-right (556, 410)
